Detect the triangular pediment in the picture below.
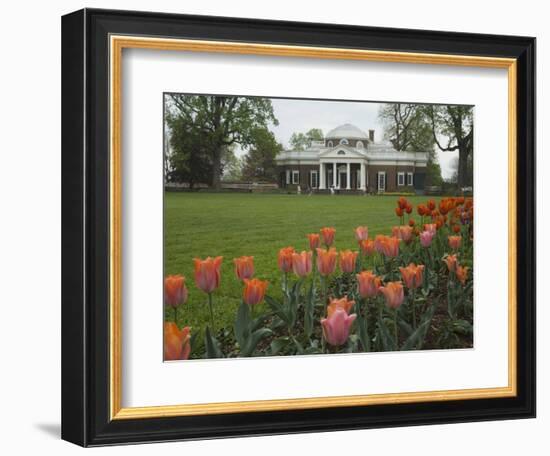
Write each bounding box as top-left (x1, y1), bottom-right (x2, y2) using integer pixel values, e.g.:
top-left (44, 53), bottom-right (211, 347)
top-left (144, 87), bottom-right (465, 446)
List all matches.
top-left (318, 145), bottom-right (366, 159)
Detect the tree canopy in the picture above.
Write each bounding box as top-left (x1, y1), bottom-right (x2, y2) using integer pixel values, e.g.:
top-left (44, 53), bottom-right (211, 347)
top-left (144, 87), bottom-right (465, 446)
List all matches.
top-left (289, 128), bottom-right (324, 151)
top-left (164, 94), bottom-right (278, 188)
top-left (241, 127), bottom-right (282, 182)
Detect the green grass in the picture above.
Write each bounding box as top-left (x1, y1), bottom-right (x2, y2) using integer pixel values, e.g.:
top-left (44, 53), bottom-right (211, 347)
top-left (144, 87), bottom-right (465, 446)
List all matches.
top-left (165, 192), bottom-right (432, 334)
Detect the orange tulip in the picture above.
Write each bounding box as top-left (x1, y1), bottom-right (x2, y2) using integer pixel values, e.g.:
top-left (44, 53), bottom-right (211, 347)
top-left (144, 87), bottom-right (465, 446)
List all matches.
top-left (278, 246), bottom-right (295, 273)
top-left (164, 274), bottom-right (187, 308)
top-left (193, 256), bottom-right (223, 294)
top-left (405, 203), bottom-right (413, 214)
top-left (359, 239), bottom-right (375, 256)
top-left (164, 322), bottom-right (191, 361)
top-left (378, 235), bottom-right (401, 258)
top-left (316, 247), bottom-right (337, 276)
top-left (354, 226), bottom-right (369, 242)
top-left (356, 270), bottom-right (382, 298)
top-left (392, 226), bottom-right (401, 238)
top-left (395, 207), bottom-right (404, 217)
top-left (320, 227), bottom-right (336, 247)
top-left (397, 197), bottom-right (408, 210)
top-left (233, 256), bottom-right (254, 281)
top-left (427, 199), bottom-right (436, 211)
top-left (444, 254), bottom-right (458, 272)
top-left (379, 282), bottom-right (405, 309)
top-left (455, 265), bottom-right (469, 284)
top-left (327, 296), bottom-right (355, 317)
top-left (399, 225), bottom-right (414, 243)
top-left (417, 204), bottom-right (427, 216)
top-left (448, 235), bottom-right (462, 250)
top-left (292, 250), bottom-right (312, 277)
top-left (339, 250), bottom-right (358, 273)
top-left (242, 278), bottom-right (268, 306)
top-left (408, 218), bottom-right (416, 227)
top-left (399, 263), bottom-right (425, 289)
top-left (307, 233), bottom-right (320, 251)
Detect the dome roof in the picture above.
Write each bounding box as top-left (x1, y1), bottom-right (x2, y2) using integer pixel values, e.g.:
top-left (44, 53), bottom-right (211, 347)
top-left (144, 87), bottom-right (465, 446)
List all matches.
top-left (326, 123), bottom-right (369, 140)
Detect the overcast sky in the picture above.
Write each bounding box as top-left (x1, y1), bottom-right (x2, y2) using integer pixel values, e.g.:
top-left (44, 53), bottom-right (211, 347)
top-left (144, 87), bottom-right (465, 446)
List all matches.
top-left (260, 97), bottom-right (458, 179)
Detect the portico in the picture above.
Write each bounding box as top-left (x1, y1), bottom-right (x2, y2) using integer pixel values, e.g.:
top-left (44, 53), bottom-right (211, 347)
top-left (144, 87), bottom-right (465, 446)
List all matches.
top-left (318, 160), bottom-right (367, 190)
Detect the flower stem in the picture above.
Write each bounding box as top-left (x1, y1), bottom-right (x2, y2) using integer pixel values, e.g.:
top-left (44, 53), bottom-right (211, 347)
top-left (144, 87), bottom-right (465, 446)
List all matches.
top-left (412, 288), bottom-right (416, 330)
top-left (208, 293), bottom-right (215, 333)
top-left (394, 308), bottom-right (399, 350)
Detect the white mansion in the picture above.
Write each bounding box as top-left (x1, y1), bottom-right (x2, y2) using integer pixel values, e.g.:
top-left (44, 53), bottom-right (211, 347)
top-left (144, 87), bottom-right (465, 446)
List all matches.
top-left (275, 124), bottom-right (428, 193)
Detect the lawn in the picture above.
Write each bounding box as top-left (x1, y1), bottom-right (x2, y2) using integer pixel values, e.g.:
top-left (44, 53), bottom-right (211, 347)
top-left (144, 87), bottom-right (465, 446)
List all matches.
top-left (164, 192), bottom-right (432, 335)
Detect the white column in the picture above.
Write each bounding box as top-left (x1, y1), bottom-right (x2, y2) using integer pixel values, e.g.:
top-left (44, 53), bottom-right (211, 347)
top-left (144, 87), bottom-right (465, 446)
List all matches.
top-left (346, 162), bottom-right (351, 189)
top-left (319, 163), bottom-right (326, 189)
top-left (360, 162), bottom-right (366, 190)
top-left (332, 162), bottom-right (337, 188)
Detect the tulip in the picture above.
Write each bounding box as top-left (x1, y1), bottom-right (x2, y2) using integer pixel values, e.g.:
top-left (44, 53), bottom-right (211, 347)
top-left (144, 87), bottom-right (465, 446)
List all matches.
top-left (427, 199), bottom-right (436, 211)
top-left (243, 278), bottom-right (268, 306)
top-left (194, 256), bottom-right (223, 294)
top-left (405, 203), bottom-right (413, 214)
top-left (354, 226), bottom-right (369, 242)
top-left (374, 234), bottom-right (386, 254)
top-left (380, 282), bottom-right (405, 309)
top-left (378, 235), bottom-right (400, 258)
top-left (307, 233), bottom-right (320, 251)
top-left (452, 224), bottom-right (461, 234)
top-left (397, 197), bottom-right (408, 210)
top-left (292, 250), bottom-right (312, 277)
top-left (164, 274), bottom-right (187, 308)
top-left (424, 223), bottom-right (437, 234)
top-left (278, 246), bottom-right (295, 273)
top-left (234, 256), bottom-right (254, 281)
top-left (448, 235), bottom-right (462, 250)
top-left (455, 265), bottom-right (469, 285)
top-left (391, 226), bottom-right (401, 238)
top-left (408, 218), bottom-right (415, 227)
top-left (419, 230), bottom-right (434, 247)
top-left (395, 207), bottom-right (404, 217)
top-left (356, 270), bottom-right (381, 298)
top-left (339, 250), bottom-right (358, 273)
top-left (444, 254), bottom-right (458, 272)
top-left (399, 263), bottom-right (425, 289)
top-left (316, 247), bottom-right (337, 276)
top-left (399, 225), bottom-right (413, 243)
top-left (164, 322), bottom-right (191, 361)
top-left (321, 308), bottom-right (357, 347)
top-left (327, 297), bottom-right (355, 317)
top-left (417, 204), bottom-right (427, 216)
top-left (359, 239), bottom-right (375, 256)
top-left (320, 227), bottom-right (336, 247)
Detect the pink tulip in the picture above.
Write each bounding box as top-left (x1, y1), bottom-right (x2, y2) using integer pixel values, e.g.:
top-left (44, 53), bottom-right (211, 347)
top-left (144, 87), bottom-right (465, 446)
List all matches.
top-left (193, 256), bottom-right (223, 294)
top-left (321, 308), bottom-right (357, 346)
top-left (419, 230), bottom-right (435, 247)
top-left (292, 251), bottom-right (312, 277)
top-left (354, 226), bottom-right (369, 242)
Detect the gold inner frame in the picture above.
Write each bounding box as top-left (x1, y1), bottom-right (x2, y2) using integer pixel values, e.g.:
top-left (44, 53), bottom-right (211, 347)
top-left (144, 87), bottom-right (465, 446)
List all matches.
top-left (109, 35), bottom-right (517, 420)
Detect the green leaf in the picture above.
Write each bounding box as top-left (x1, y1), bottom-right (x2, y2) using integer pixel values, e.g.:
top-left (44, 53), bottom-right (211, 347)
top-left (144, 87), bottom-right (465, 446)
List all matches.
top-left (378, 314), bottom-right (394, 351)
top-left (402, 305), bottom-right (435, 351)
top-left (270, 336), bottom-right (290, 355)
top-left (357, 314), bottom-right (371, 352)
top-left (240, 328), bottom-right (273, 357)
top-left (204, 327), bottom-right (224, 359)
top-left (292, 336), bottom-right (305, 355)
top-left (304, 280), bottom-right (315, 338)
top-left (234, 301), bottom-right (251, 347)
top-left (265, 295), bottom-right (291, 324)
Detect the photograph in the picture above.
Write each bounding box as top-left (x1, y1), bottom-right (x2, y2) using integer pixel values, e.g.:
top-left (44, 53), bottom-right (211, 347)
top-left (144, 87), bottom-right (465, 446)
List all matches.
top-left (162, 94), bottom-right (474, 360)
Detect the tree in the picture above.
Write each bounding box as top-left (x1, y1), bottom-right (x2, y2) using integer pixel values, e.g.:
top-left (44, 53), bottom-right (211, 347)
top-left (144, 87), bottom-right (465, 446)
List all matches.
top-left (165, 94), bottom-right (278, 188)
top-left (289, 128), bottom-right (324, 151)
top-left (241, 127), bottom-right (282, 182)
top-left (426, 105), bottom-right (473, 188)
top-left (426, 149), bottom-right (444, 187)
top-left (164, 110), bottom-right (213, 188)
top-left (378, 103), bottom-right (435, 152)
top-left (222, 146), bottom-right (244, 181)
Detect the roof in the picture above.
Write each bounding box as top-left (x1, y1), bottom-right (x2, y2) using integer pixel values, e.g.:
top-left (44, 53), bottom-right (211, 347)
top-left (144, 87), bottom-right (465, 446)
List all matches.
top-left (325, 123), bottom-right (369, 140)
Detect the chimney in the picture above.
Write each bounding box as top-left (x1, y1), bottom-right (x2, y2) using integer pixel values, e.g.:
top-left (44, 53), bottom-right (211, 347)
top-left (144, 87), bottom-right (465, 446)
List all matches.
top-left (369, 129), bottom-right (375, 142)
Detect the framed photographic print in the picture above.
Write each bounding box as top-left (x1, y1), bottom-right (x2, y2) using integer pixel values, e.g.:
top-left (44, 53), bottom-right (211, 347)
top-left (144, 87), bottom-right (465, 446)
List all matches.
top-left (61, 8), bottom-right (536, 447)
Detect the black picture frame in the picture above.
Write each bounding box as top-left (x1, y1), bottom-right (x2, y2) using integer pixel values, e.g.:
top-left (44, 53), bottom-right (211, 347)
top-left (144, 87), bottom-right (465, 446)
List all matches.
top-left (62, 8), bottom-right (536, 447)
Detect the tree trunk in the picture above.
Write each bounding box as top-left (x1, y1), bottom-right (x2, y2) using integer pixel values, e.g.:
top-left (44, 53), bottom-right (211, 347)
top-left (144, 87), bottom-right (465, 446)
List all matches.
top-left (211, 146), bottom-right (222, 189)
top-left (457, 149), bottom-right (469, 189)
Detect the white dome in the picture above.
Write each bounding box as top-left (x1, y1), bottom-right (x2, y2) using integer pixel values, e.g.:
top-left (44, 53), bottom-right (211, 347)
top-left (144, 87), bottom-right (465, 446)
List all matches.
top-left (326, 123), bottom-right (369, 140)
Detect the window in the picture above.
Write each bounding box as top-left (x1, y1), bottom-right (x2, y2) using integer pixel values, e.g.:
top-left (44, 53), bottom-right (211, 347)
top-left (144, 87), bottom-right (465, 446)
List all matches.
top-left (337, 150), bottom-right (346, 155)
top-left (339, 138), bottom-right (349, 145)
top-left (327, 140), bottom-right (333, 147)
top-left (292, 170), bottom-right (300, 185)
top-left (407, 172), bottom-right (414, 186)
top-left (285, 170), bottom-right (290, 185)
top-left (356, 141), bottom-right (364, 149)
top-left (310, 170), bottom-right (318, 188)
top-left (397, 172), bottom-right (405, 186)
